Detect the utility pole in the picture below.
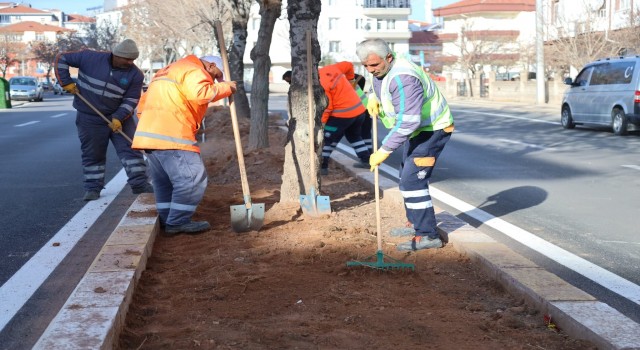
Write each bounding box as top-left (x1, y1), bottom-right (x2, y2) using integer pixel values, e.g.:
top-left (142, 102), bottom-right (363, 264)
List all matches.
top-left (536, 0), bottom-right (545, 104)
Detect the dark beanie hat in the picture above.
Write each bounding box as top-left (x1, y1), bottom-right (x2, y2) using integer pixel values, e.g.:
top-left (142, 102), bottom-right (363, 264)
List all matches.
top-left (112, 39), bottom-right (139, 59)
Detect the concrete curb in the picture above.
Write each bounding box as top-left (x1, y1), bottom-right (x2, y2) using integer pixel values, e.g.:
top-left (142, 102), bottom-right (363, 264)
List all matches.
top-left (34, 151), bottom-right (640, 349)
top-left (33, 194), bottom-right (158, 350)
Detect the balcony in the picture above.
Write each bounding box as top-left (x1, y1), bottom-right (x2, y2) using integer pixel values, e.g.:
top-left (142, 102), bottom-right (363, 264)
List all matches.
top-left (362, 31), bottom-right (412, 40)
top-left (363, 0), bottom-right (411, 17)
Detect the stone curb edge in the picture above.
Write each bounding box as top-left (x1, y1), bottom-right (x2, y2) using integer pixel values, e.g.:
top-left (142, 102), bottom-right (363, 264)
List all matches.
top-left (34, 150), bottom-right (640, 350)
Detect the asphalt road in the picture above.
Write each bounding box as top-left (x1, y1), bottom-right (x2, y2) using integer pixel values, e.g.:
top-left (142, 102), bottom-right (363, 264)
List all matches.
top-left (256, 93), bottom-right (640, 322)
top-left (377, 99), bottom-right (640, 322)
top-left (0, 93), bottom-right (137, 349)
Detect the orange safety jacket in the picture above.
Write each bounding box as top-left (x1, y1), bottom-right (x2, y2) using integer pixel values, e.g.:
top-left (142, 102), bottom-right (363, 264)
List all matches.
top-left (319, 62), bottom-right (366, 124)
top-left (132, 55), bottom-right (233, 153)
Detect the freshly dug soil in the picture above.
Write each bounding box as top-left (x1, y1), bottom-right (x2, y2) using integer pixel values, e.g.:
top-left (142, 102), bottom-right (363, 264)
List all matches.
top-left (118, 106), bottom-right (595, 350)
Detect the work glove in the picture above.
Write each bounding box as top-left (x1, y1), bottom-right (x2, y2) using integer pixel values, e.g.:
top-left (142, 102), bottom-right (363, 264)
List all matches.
top-left (369, 149), bottom-right (391, 171)
top-left (366, 94), bottom-right (380, 116)
top-left (62, 82), bottom-right (78, 94)
top-left (109, 118), bottom-right (122, 132)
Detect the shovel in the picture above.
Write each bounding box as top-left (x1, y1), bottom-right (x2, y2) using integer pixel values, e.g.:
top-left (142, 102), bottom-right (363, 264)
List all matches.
top-left (75, 92), bottom-right (135, 145)
top-left (215, 21), bottom-right (264, 232)
top-left (299, 30), bottom-right (331, 216)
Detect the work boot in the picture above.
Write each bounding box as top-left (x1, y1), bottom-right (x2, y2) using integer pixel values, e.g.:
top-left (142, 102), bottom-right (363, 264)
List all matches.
top-left (83, 190), bottom-right (100, 201)
top-left (132, 182), bottom-right (154, 194)
top-left (164, 221), bottom-right (211, 235)
top-left (396, 236), bottom-right (443, 251)
top-left (389, 226), bottom-right (416, 237)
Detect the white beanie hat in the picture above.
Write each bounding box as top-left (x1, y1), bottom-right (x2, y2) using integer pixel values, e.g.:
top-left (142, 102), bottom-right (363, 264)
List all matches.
top-left (200, 55), bottom-right (224, 80)
top-left (112, 39), bottom-right (139, 60)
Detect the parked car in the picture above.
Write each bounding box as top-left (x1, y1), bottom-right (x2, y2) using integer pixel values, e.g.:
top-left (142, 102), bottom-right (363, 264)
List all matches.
top-left (561, 56), bottom-right (640, 135)
top-left (53, 82), bottom-right (64, 94)
top-left (9, 76), bottom-right (44, 102)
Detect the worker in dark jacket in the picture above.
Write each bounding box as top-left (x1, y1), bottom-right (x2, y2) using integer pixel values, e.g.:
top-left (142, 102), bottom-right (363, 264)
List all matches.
top-left (55, 39), bottom-right (153, 201)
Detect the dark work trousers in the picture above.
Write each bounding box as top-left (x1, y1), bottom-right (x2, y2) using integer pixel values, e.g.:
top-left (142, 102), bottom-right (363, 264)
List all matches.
top-left (360, 111), bottom-right (373, 153)
top-left (322, 112), bottom-right (371, 170)
top-left (76, 111), bottom-right (148, 192)
top-left (146, 150), bottom-right (207, 226)
top-left (399, 128), bottom-right (453, 239)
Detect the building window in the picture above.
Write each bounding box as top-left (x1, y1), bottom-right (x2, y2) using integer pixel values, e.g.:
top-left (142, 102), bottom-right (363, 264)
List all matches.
top-left (329, 17), bottom-right (339, 30)
top-left (0, 15), bottom-right (9, 24)
top-left (355, 18), bottom-right (363, 29)
top-left (329, 41), bottom-right (341, 53)
top-left (386, 19), bottom-right (396, 29)
top-left (36, 33), bottom-right (45, 41)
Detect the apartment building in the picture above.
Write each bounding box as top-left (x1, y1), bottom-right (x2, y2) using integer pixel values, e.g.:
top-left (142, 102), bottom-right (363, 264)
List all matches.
top-left (0, 3), bottom-right (96, 78)
top-left (244, 0), bottom-right (414, 84)
top-left (432, 0), bottom-right (536, 81)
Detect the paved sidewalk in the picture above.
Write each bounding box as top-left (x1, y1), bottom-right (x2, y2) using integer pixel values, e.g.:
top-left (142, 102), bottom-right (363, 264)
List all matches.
top-left (33, 107), bottom-right (640, 350)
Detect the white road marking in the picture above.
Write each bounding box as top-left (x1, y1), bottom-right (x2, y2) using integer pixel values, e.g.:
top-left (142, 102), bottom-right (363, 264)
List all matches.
top-left (50, 113), bottom-right (67, 118)
top-left (426, 180), bottom-right (640, 306)
top-left (0, 170), bottom-right (128, 332)
top-left (335, 142), bottom-right (640, 305)
top-left (15, 121), bottom-right (39, 127)
top-left (622, 165), bottom-right (640, 171)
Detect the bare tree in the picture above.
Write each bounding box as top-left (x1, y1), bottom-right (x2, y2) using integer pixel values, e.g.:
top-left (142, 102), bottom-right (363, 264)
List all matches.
top-left (454, 20), bottom-right (518, 96)
top-left (543, 0), bottom-right (629, 76)
top-left (85, 17), bottom-right (120, 50)
top-left (0, 35), bottom-right (20, 78)
top-left (248, 0), bottom-right (281, 150)
top-left (32, 41), bottom-right (57, 83)
top-left (221, 0), bottom-right (253, 119)
top-left (279, 0), bottom-right (326, 204)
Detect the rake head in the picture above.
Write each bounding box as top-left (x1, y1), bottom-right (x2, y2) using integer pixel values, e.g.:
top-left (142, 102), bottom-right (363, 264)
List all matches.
top-left (346, 250), bottom-right (415, 271)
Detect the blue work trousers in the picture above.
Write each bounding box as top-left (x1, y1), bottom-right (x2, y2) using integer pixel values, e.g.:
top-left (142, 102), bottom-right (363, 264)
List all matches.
top-left (322, 112), bottom-right (371, 169)
top-left (399, 128), bottom-right (452, 239)
top-left (76, 111), bottom-right (148, 191)
top-left (146, 150), bottom-right (208, 226)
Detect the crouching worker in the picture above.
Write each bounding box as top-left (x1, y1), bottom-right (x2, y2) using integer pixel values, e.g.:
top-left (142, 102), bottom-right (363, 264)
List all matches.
top-left (356, 39), bottom-right (454, 251)
top-left (132, 55), bottom-right (237, 235)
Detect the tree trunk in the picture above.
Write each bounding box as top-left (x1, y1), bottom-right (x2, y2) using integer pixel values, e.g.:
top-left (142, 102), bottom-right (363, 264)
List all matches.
top-left (279, 0), bottom-right (326, 204)
top-left (227, 0), bottom-right (252, 119)
top-left (248, 0), bottom-right (281, 150)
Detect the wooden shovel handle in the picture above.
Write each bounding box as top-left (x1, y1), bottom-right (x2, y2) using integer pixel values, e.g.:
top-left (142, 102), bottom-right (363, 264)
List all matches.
top-left (215, 20), bottom-right (252, 208)
top-left (306, 30), bottom-right (316, 185)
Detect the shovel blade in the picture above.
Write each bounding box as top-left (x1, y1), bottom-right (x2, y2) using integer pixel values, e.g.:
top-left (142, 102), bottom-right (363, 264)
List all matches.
top-left (230, 203), bottom-right (265, 233)
top-left (300, 190), bottom-right (331, 217)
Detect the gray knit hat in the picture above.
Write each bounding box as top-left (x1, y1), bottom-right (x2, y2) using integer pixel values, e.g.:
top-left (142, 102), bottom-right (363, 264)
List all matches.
top-left (112, 39), bottom-right (139, 59)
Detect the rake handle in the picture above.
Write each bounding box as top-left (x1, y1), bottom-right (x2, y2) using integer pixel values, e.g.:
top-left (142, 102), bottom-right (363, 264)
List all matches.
top-left (372, 111), bottom-right (382, 251)
top-left (215, 20), bottom-right (253, 210)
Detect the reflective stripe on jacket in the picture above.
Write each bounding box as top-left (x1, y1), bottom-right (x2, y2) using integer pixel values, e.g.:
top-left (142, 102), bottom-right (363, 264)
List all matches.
top-left (375, 56), bottom-right (453, 151)
top-left (132, 55), bottom-right (233, 153)
top-left (54, 50), bottom-right (143, 121)
top-left (319, 62), bottom-right (366, 124)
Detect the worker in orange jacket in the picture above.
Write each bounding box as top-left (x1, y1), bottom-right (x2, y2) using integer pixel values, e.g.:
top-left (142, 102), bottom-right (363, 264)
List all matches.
top-left (319, 61), bottom-right (371, 175)
top-left (132, 55), bottom-right (236, 235)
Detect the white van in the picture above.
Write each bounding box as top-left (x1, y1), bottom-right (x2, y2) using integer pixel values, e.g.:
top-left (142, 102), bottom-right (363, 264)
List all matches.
top-left (561, 56), bottom-right (640, 135)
